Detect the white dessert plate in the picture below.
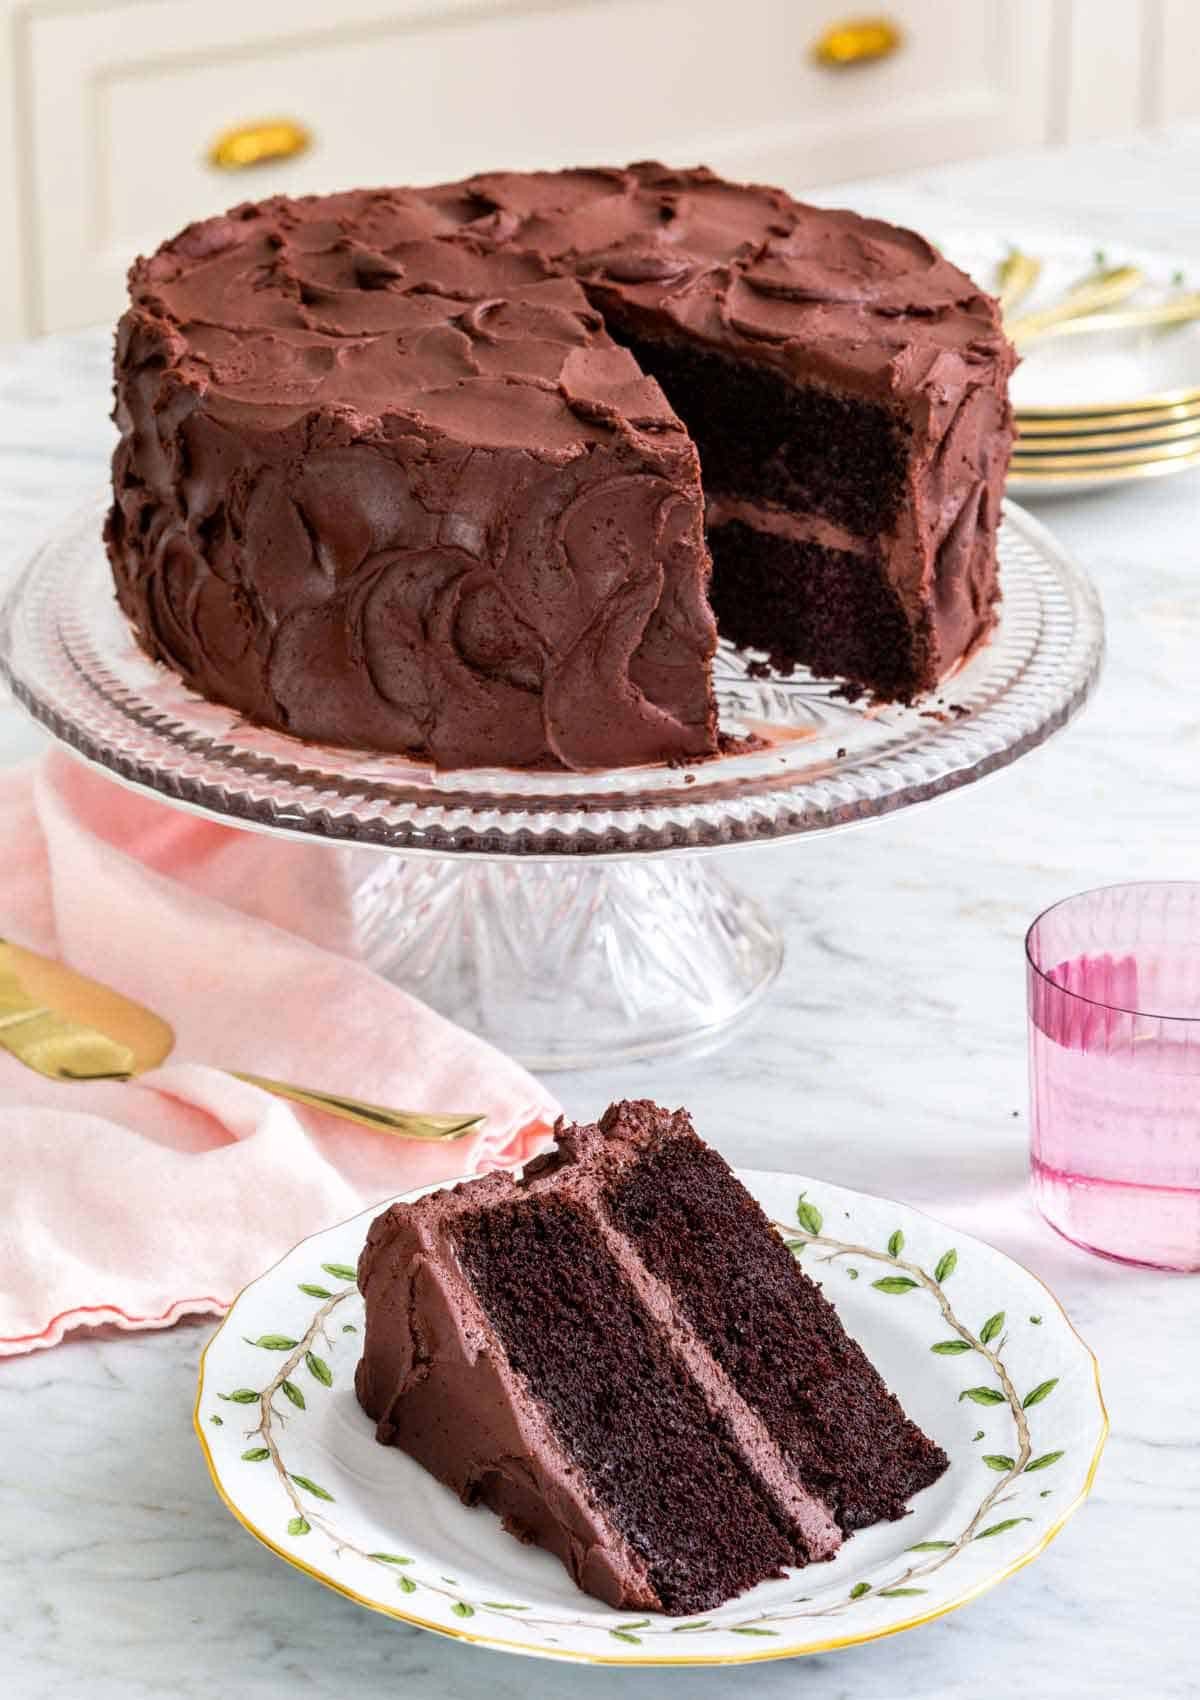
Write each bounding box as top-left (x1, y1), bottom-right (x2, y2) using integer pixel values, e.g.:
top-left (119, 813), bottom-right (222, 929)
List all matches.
top-left (195, 1167), bottom-right (1107, 1667)
top-left (942, 231), bottom-right (1200, 497)
top-left (944, 230), bottom-right (1200, 414)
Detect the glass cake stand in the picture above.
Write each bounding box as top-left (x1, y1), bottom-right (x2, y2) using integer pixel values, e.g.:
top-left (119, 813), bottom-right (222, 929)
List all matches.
top-left (0, 498), bottom-right (1103, 1070)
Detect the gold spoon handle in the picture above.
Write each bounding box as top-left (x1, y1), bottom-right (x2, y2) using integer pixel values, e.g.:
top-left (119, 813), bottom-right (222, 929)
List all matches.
top-left (230, 1071), bottom-right (484, 1141)
top-left (1007, 263), bottom-right (1145, 342)
top-left (0, 941), bottom-right (484, 1142)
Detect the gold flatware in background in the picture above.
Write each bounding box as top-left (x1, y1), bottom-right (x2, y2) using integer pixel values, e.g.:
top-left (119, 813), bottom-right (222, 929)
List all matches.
top-left (1014, 291), bottom-right (1200, 345)
top-left (1005, 263), bottom-right (1145, 344)
top-left (995, 248), bottom-right (1042, 314)
top-left (0, 940), bottom-right (483, 1142)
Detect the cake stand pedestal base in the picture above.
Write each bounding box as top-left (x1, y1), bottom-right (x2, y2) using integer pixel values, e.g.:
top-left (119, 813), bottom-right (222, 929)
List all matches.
top-left (349, 855), bottom-right (783, 1071)
top-left (0, 500), bottom-right (1103, 1072)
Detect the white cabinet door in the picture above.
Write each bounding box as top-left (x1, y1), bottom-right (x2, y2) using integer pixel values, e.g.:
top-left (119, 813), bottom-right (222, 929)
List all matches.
top-left (1156, 0), bottom-right (1200, 124)
top-left (23, 0), bottom-right (1056, 333)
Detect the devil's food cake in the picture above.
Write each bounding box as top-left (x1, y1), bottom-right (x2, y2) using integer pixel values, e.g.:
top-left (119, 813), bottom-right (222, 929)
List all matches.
top-left (107, 165), bottom-right (1014, 771)
top-left (355, 1102), bottom-right (948, 1613)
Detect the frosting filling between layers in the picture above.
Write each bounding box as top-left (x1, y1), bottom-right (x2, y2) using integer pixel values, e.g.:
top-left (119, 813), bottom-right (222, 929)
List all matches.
top-left (705, 494), bottom-right (872, 558)
top-left (455, 1198), bottom-right (804, 1614)
top-left (583, 1189), bottom-right (841, 1561)
top-left (356, 1181), bottom-right (661, 1610)
top-left (600, 1118), bottom-right (951, 1530)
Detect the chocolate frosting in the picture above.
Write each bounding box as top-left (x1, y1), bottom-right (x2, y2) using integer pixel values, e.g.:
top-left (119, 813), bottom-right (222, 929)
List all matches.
top-left (355, 1163), bottom-right (659, 1610)
top-left (355, 1102), bottom-right (842, 1612)
top-left (107, 193), bottom-right (717, 770)
top-left (423, 163), bottom-right (1010, 409)
top-left (107, 165), bottom-right (1013, 766)
top-left (420, 163), bottom-right (1013, 685)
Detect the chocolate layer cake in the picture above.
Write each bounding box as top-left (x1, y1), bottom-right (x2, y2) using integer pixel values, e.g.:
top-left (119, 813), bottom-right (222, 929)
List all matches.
top-left (108, 165), bottom-right (1013, 770)
top-left (356, 1101), bottom-right (947, 1613)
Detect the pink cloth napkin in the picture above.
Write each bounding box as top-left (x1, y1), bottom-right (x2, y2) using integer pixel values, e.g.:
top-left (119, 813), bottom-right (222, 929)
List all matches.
top-left (0, 751), bottom-right (560, 1356)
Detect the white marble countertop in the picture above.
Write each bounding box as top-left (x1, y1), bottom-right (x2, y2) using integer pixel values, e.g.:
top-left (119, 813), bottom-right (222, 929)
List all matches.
top-left (3, 128), bottom-right (1199, 1700)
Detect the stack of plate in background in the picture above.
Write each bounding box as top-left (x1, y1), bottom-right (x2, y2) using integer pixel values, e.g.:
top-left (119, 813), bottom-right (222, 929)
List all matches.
top-left (1010, 391), bottom-right (1200, 495)
top-left (947, 233), bottom-right (1200, 497)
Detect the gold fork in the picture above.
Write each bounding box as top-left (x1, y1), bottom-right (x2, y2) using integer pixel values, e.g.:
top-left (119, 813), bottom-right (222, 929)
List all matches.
top-left (1004, 259), bottom-right (1146, 344)
top-left (0, 939), bottom-right (483, 1141)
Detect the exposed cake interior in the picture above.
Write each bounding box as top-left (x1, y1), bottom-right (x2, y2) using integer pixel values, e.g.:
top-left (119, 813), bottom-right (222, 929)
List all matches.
top-left (612, 332), bottom-right (909, 536)
top-left (110, 167), bottom-right (1014, 771)
top-left (707, 521), bottom-right (919, 697)
top-left (604, 327), bottom-right (927, 693)
top-left (356, 1098), bottom-right (949, 1614)
top-left (601, 1121), bottom-right (949, 1529)
top-left (456, 1198), bottom-right (796, 1613)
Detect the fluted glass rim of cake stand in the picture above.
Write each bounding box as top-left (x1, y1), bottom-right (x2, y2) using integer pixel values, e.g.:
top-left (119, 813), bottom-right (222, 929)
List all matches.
top-left (0, 496), bottom-right (1103, 863)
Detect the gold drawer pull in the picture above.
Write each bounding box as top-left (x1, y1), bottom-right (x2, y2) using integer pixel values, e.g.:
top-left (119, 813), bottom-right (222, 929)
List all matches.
top-left (814, 16), bottom-right (903, 67)
top-left (208, 118), bottom-right (312, 171)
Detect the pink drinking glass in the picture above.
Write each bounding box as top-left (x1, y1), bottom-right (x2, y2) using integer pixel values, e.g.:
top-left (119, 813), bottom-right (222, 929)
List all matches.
top-left (1027, 882), bottom-right (1200, 1272)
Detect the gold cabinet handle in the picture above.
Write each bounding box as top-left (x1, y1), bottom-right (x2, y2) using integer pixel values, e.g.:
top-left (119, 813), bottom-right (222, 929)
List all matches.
top-left (207, 118), bottom-right (313, 172)
top-left (813, 16), bottom-right (903, 67)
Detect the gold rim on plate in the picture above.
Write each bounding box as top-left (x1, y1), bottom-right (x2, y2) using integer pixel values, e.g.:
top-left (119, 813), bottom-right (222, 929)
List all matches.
top-left (1015, 416), bottom-right (1200, 452)
top-left (1008, 444), bottom-right (1200, 485)
top-left (1016, 383), bottom-right (1200, 418)
top-left (1011, 435), bottom-right (1200, 474)
top-left (192, 1182), bottom-right (1109, 1668)
top-left (1016, 398), bottom-right (1200, 435)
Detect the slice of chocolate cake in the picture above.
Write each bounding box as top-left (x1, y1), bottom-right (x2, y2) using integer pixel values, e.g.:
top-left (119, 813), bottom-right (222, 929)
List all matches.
top-left (355, 1101), bottom-right (947, 1613)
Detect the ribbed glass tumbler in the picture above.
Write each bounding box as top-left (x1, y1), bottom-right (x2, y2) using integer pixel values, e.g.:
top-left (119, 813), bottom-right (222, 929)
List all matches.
top-left (1027, 882), bottom-right (1200, 1271)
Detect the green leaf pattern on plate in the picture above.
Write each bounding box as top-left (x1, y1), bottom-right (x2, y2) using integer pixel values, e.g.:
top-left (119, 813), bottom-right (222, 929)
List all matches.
top-left (1025, 1450), bottom-right (1065, 1472)
top-left (290, 1473), bottom-right (335, 1502)
top-left (214, 1202), bottom-right (1075, 1645)
top-left (305, 1351), bottom-right (333, 1388)
top-left (796, 1196), bottom-right (824, 1236)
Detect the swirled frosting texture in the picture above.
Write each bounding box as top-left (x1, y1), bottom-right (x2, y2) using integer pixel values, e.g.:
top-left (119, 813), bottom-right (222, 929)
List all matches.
top-left (107, 166), bottom-right (1013, 766)
top-left (107, 192), bottom-right (717, 769)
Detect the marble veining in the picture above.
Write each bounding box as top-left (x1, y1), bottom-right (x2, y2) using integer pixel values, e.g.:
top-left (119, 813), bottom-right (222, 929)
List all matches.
top-left (2, 128), bottom-right (1200, 1699)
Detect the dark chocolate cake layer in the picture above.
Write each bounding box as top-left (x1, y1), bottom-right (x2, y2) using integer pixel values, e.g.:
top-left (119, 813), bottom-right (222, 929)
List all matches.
top-left (423, 164), bottom-right (1014, 697)
top-left (108, 165), bottom-right (1013, 767)
top-left (600, 1105), bottom-right (949, 1530)
top-left (356, 1100), bottom-right (947, 1613)
top-left (456, 1197), bottom-right (797, 1614)
top-left (707, 519), bottom-right (919, 698)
